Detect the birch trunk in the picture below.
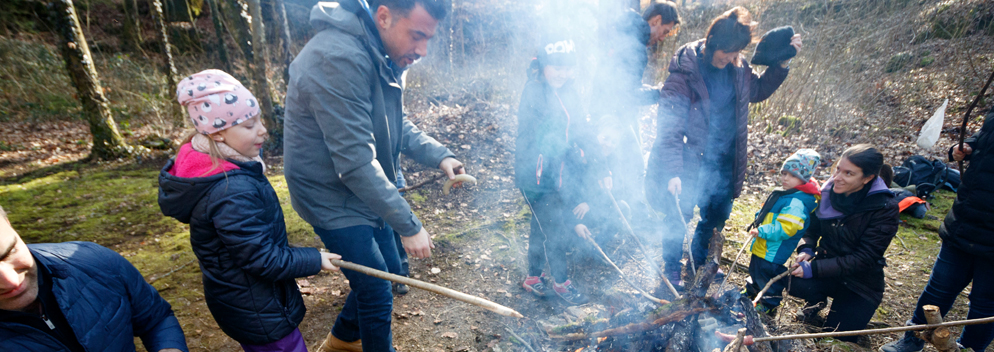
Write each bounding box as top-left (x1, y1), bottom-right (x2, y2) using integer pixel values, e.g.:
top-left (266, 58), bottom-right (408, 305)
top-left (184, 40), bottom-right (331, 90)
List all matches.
top-left (51, 0), bottom-right (132, 159)
top-left (151, 0), bottom-right (185, 124)
top-left (245, 0), bottom-right (277, 139)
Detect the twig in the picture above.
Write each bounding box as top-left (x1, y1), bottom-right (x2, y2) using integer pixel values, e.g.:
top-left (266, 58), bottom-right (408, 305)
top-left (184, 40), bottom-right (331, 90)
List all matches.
top-left (674, 196), bottom-right (696, 275)
top-left (584, 235), bottom-right (673, 304)
top-left (751, 314), bottom-right (994, 342)
top-left (148, 258), bottom-right (197, 284)
top-left (501, 323), bottom-right (539, 352)
top-left (715, 237), bottom-right (753, 298)
top-left (398, 173), bottom-right (446, 193)
top-left (724, 328), bottom-right (747, 352)
top-left (606, 191), bottom-right (679, 298)
top-left (896, 233), bottom-right (909, 250)
top-left (752, 270), bottom-right (792, 307)
top-left (958, 66), bottom-right (994, 172)
top-left (332, 259), bottom-right (523, 318)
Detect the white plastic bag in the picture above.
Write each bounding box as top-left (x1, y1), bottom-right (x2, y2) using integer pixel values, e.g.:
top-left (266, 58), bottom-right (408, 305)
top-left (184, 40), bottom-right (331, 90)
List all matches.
top-left (917, 99), bottom-right (948, 149)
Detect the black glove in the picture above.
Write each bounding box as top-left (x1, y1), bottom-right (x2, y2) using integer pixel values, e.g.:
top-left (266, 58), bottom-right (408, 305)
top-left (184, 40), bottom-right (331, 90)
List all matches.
top-left (751, 26), bottom-right (797, 66)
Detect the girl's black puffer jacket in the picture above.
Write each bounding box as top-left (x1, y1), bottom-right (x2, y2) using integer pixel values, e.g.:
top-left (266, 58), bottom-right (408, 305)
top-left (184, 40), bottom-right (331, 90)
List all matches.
top-left (158, 158), bottom-right (322, 345)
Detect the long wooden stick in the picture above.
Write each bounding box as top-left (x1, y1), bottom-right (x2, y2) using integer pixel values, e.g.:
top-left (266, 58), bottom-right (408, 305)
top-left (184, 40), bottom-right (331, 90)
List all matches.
top-left (674, 196), bottom-right (696, 275)
top-left (752, 315), bottom-right (994, 342)
top-left (606, 191), bottom-right (680, 298)
top-left (715, 237), bottom-right (753, 298)
top-left (751, 269), bottom-right (792, 307)
top-left (398, 174), bottom-right (446, 193)
top-left (958, 66), bottom-right (994, 172)
top-left (584, 235), bottom-right (673, 304)
top-left (331, 259), bottom-right (524, 318)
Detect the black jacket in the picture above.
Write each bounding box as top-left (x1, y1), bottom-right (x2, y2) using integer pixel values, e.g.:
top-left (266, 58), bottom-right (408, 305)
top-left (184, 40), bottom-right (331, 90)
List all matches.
top-left (941, 109), bottom-right (994, 258)
top-left (158, 159), bottom-right (322, 345)
top-left (797, 177), bottom-right (899, 303)
top-left (514, 77), bottom-right (601, 194)
top-left (0, 242), bottom-right (188, 352)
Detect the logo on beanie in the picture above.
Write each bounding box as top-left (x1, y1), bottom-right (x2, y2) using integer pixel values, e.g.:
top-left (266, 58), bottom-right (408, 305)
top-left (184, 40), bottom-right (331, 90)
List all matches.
top-left (544, 40), bottom-right (575, 55)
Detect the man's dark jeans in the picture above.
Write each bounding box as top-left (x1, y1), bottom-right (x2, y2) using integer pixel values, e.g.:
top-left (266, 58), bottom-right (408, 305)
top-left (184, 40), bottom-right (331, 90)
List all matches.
top-left (315, 225), bottom-right (400, 352)
top-left (908, 241), bottom-right (994, 350)
top-left (690, 188), bottom-right (734, 268)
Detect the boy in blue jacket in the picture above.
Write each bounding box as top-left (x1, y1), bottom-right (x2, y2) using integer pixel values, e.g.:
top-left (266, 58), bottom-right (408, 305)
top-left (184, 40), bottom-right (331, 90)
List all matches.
top-left (746, 149), bottom-right (821, 314)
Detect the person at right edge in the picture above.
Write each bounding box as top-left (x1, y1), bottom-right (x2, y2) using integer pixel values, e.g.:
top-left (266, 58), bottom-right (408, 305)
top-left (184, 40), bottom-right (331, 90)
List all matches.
top-left (880, 108), bottom-right (994, 352)
top-left (788, 144), bottom-right (899, 343)
top-left (645, 7), bottom-right (801, 286)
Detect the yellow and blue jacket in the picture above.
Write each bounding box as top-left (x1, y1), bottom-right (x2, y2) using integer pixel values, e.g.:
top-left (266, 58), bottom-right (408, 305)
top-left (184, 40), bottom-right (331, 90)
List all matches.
top-left (750, 182), bottom-right (820, 265)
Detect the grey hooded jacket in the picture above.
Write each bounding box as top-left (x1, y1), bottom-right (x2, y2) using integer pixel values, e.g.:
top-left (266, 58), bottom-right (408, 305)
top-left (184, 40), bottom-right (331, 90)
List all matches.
top-left (284, 1), bottom-right (454, 237)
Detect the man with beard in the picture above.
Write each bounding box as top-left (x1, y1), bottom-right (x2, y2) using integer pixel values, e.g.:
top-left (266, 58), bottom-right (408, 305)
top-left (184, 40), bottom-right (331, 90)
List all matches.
top-left (283, 0), bottom-right (463, 351)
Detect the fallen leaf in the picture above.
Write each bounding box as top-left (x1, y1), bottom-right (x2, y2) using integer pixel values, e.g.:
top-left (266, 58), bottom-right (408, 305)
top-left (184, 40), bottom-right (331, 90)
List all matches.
top-left (442, 331), bottom-right (458, 339)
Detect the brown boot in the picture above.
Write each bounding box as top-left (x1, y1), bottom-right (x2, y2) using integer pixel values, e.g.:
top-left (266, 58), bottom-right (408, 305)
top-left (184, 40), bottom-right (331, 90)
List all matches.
top-left (317, 332), bottom-right (362, 352)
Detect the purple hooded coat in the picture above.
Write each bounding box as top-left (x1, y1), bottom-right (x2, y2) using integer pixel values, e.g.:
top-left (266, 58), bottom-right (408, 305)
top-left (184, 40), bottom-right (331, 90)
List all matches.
top-left (647, 39), bottom-right (789, 205)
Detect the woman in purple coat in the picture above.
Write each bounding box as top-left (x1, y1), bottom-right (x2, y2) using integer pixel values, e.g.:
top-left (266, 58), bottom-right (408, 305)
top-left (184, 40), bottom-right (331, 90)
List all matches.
top-left (645, 7), bottom-right (801, 284)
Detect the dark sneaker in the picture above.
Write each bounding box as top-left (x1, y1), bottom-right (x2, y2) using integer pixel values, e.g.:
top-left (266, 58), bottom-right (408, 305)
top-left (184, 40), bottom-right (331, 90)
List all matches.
top-left (553, 280), bottom-right (589, 305)
top-left (879, 330), bottom-right (925, 352)
top-left (795, 301), bottom-right (826, 326)
top-left (522, 276), bottom-right (548, 297)
top-left (392, 283), bottom-right (410, 295)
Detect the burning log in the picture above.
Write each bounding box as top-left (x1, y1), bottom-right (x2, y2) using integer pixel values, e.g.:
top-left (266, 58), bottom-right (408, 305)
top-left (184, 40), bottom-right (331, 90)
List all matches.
top-left (737, 295), bottom-right (775, 352)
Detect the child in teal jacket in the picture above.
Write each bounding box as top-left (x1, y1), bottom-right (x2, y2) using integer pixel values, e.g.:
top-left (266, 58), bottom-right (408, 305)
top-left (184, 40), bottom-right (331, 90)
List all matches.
top-left (746, 149), bottom-right (821, 314)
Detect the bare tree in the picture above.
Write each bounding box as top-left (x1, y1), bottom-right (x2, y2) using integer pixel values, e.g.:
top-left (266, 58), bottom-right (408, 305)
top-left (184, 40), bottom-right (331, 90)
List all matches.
top-left (205, 0), bottom-right (232, 72)
top-left (150, 0), bottom-right (185, 124)
top-left (50, 0), bottom-right (133, 159)
top-left (272, 0), bottom-right (292, 87)
top-left (245, 0), bottom-right (278, 139)
top-left (121, 0), bottom-right (143, 53)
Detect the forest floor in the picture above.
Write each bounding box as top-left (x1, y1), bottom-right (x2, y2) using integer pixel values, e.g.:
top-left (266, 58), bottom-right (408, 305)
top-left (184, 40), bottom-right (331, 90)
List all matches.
top-left (3, 0), bottom-right (994, 350)
top-left (0, 93), bottom-right (986, 352)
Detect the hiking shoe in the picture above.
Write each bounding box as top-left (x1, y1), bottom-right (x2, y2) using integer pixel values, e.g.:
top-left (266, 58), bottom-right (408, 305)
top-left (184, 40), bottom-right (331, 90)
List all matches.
top-left (392, 282), bottom-right (410, 295)
top-left (522, 276), bottom-right (548, 297)
top-left (879, 330), bottom-right (925, 352)
top-left (553, 280), bottom-right (589, 305)
top-left (795, 301), bottom-right (827, 326)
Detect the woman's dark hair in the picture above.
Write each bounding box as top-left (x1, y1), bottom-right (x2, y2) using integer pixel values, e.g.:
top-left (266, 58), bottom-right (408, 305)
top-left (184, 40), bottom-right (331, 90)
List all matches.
top-left (879, 164), bottom-right (894, 186)
top-left (369, 0), bottom-right (449, 20)
top-left (703, 7), bottom-right (756, 64)
top-left (840, 144), bottom-right (884, 178)
top-left (643, 1), bottom-right (680, 25)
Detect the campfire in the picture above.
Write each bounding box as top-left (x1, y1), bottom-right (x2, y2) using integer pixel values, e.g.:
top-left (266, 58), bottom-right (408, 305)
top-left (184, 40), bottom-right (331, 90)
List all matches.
top-left (532, 230), bottom-right (783, 352)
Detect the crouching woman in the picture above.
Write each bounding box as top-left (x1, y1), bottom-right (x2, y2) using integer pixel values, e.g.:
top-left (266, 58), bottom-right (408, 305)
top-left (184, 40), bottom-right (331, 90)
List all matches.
top-left (787, 144), bottom-right (899, 341)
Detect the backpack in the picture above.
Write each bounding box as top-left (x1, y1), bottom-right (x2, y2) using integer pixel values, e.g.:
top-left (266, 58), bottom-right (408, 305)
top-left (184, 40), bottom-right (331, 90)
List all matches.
top-left (892, 155), bottom-right (960, 198)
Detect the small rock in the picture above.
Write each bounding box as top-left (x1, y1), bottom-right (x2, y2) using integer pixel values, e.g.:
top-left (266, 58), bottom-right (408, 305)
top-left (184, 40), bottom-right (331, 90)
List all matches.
top-left (442, 331), bottom-right (458, 339)
top-left (431, 267), bottom-right (442, 274)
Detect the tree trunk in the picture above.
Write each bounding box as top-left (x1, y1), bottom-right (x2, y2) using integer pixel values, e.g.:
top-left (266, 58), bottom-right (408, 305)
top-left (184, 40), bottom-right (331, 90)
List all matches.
top-left (121, 0), bottom-right (143, 53)
top-left (245, 0), bottom-right (278, 142)
top-left (151, 0), bottom-right (185, 124)
top-left (205, 0), bottom-right (231, 72)
top-left (224, 0), bottom-right (255, 78)
top-left (50, 0), bottom-right (132, 159)
top-left (273, 0), bottom-right (292, 89)
top-left (450, 0), bottom-right (464, 70)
